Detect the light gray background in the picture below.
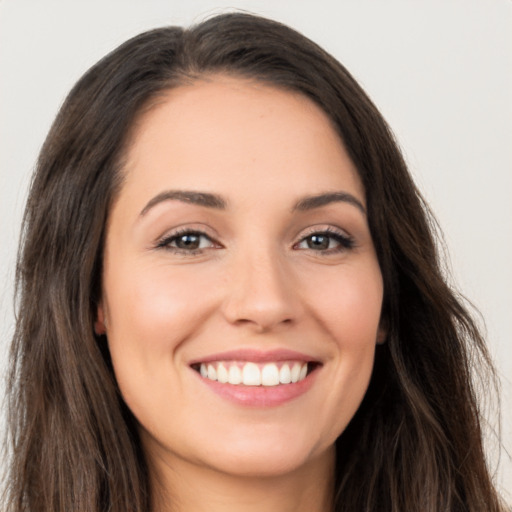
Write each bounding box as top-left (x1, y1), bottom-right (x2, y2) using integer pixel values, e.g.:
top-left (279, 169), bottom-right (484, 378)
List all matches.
top-left (1, 0), bottom-right (511, 500)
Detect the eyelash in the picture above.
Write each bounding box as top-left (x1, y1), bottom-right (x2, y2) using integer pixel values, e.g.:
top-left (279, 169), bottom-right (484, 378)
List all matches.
top-left (156, 228), bottom-right (219, 255)
top-left (156, 227), bottom-right (355, 256)
top-left (294, 227), bottom-right (355, 254)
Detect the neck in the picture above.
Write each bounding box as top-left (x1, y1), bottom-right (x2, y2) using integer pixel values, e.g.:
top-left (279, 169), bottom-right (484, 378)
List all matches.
top-left (149, 447), bottom-right (335, 512)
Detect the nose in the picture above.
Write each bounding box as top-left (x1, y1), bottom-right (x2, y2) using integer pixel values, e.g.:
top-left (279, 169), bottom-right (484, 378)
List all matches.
top-left (221, 247), bottom-right (301, 332)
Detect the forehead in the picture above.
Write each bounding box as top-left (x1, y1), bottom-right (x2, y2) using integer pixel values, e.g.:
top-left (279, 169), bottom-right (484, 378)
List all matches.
top-left (119, 75), bottom-right (364, 207)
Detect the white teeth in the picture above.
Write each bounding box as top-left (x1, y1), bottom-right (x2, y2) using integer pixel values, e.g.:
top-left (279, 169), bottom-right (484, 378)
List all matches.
top-left (279, 364), bottom-right (292, 384)
top-left (207, 364), bottom-right (217, 381)
top-left (228, 365), bottom-right (242, 384)
top-left (290, 363), bottom-right (301, 383)
top-left (261, 363), bottom-right (280, 386)
top-left (217, 363), bottom-right (229, 383)
top-left (197, 361), bottom-right (310, 386)
top-left (242, 362), bottom-right (261, 386)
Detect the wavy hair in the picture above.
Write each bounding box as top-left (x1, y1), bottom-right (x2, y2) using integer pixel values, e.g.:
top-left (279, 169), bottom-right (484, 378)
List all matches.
top-left (4, 12), bottom-right (506, 512)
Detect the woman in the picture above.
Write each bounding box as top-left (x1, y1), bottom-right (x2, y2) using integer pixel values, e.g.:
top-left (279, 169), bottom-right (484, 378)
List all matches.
top-left (4, 12), bottom-right (507, 512)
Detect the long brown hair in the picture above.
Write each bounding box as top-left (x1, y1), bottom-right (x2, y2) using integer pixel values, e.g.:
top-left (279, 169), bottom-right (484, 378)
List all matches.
top-left (4, 12), bottom-right (506, 512)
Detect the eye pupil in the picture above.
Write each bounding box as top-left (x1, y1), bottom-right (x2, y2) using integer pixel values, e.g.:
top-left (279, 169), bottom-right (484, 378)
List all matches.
top-left (176, 234), bottom-right (200, 249)
top-left (307, 235), bottom-right (329, 250)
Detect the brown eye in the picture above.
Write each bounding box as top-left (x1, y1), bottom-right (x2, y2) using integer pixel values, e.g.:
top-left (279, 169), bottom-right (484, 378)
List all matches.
top-left (157, 231), bottom-right (216, 252)
top-left (175, 233), bottom-right (201, 250)
top-left (306, 234), bottom-right (330, 250)
top-left (295, 230), bottom-right (355, 253)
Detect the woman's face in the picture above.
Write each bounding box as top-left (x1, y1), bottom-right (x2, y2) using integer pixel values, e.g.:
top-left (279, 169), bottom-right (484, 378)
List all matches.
top-left (98, 76), bottom-right (385, 479)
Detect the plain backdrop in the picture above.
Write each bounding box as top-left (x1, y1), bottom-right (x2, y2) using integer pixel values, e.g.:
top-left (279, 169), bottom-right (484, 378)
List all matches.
top-left (1, 0), bottom-right (511, 500)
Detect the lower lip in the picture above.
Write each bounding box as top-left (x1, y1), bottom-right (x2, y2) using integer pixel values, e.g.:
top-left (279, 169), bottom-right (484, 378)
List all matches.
top-left (193, 369), bottom-right (318, 407)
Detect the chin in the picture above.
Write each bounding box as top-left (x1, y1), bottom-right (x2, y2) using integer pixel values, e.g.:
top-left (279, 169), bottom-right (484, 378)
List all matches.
top-left (208, 451), bottom-right (310, 478)
top-left (190, 426), bottom-right (334, 479)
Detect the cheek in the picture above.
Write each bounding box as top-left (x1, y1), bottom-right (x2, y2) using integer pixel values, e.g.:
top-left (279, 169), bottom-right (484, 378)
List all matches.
top-left (298, 263), bottom-right (383, 435)
top-left (322, 264), bottom-right (383, 392)
top-left (301, 262), bottom-right (384, 346)
top-left (102, 262), bottom-right (220, 394)
top-left (106, 261), bottom-right (215, 344)
top-left (102, 261), bottom-right (224, 431)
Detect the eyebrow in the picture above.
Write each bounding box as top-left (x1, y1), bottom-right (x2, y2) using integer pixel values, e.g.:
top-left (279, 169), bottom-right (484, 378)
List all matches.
top-left (139, 189), bottom-right (366, 217)
top-left (140, 190), bottom-right (227, 216)
top-left (293, 192), bottom-right (366, 215)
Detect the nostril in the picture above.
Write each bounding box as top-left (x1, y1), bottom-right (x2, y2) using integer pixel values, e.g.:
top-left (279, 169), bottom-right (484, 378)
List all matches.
top-left (220, 264), bottom-right (301, 330)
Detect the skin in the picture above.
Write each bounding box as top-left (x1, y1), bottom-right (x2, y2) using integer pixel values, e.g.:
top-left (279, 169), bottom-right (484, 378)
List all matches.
top-left (97, 76), bottom-right (385, 512)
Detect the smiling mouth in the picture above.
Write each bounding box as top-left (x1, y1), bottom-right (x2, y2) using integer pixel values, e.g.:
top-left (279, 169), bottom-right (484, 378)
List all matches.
top-left (191, 360), bottom-right (319, 387)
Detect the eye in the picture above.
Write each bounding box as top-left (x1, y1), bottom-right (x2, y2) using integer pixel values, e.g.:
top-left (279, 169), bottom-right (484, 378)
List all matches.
top-left (157, 230), bottom-right (217, 253)
top-left (295, 230), bottom-right (354, 253)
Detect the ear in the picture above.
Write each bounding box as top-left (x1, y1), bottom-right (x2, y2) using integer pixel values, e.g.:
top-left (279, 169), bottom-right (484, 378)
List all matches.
top-left (376, 319), bottom-right (388, 345)
top-left (94, 302), bottom-right (107, 336)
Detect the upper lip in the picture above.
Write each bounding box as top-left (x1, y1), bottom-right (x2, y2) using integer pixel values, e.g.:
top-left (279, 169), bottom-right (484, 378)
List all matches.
top-left (189, 348), bottom-right (319, 366)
